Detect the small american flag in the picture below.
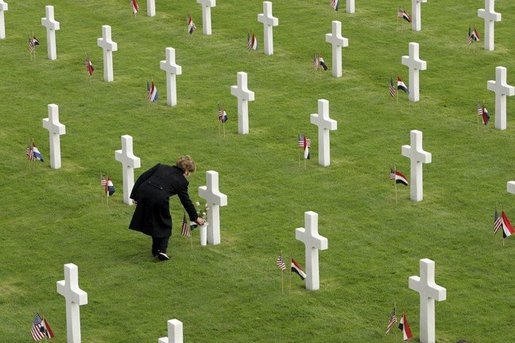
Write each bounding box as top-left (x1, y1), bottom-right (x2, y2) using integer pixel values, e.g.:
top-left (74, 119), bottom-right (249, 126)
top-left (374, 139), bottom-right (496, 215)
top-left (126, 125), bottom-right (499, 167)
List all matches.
top-left (218, 107), bottom-right (228, 123)
top-left (85, 57), bottom-right (94, 76)
top-left (181, 213), bottom-right (191, 237)
top-left (276, 255), bottom-right (286, 272)
top-left (389, 77), bottom-right (397, 97)
top-left (494, 209), bottom-right (503, 235)
top-left (187, 15), bottom-right (196, 34)
top-left (28, 35), bottom-right (40, 53)
top-left (330, 0), bottom-right (339, 11)
top-left (31, 313), bottom-right (54, 341)
top-left (385, 307), bottom-right (398, 334)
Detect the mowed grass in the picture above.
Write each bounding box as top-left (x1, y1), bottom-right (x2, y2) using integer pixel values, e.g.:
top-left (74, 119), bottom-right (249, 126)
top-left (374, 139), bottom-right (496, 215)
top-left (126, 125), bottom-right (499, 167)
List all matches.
top-left (1, 0), bottom-right (514, 342)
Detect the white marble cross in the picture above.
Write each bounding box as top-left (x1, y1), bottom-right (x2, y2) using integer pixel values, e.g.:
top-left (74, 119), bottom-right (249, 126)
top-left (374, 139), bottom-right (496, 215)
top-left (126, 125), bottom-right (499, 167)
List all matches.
top-left (0, 1), bottom-right (8, 40)
top-left (325, 21), bottom-right (348, 78)
top-left (295, 211), bottom-right (328, 291)
top-left (230, 72), bottom-right (255, 134)
top-left (401, 42), bottom-right (427, 102)
top-left (412, 0), bottom-right (428, 32)
top-left (487, 66), bottom-right (515, 130)
top-left (56, 263), bottom-right (88, 343)
top-left (147, 0), bottom-right (156, 17)
top-left (97, 25), bottom-right (118, 82)
top-left (160, 47), bottom-right (182, 107)
top-left (115, 135), bottom-right (141, 205)
top-left (257, 1), bottom-right (279, 56)
top-left (198, 170), bottom-right (227, 246)
top-left (197, 0), bottom-right (216, 35)
top-left (41, 5), bottom-right (60, 60)
top-left (409, 258), bottom-right (446, 343)
top-left (346, 0), bottom-right (355, 14)
top-left (478, 0), bottom-right (501, 51)
top-left (158, 319), bottom-right (183, 343)
top-left (402, 130), bottom-right (432, 202)
top-left (42, 104), bottom-right (66, 169)
top-left (310, 99), bottom-right (337, 167)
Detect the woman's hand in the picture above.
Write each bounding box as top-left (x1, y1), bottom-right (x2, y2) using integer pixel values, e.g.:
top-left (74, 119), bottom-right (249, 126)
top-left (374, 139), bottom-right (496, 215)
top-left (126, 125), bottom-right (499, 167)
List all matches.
top-left (196, 217), bottom-right (205, 225)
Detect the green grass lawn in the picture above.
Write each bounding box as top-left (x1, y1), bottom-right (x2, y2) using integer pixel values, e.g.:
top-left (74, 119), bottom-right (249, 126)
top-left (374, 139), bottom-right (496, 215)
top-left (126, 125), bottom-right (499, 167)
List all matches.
top-left (1, 0), bottom-right (514, 342)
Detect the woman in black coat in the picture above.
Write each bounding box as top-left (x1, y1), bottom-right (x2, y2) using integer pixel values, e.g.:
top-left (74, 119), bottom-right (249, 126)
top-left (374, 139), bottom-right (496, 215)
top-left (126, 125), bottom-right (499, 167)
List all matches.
top-left (129, 156), bottom-right (205, 261)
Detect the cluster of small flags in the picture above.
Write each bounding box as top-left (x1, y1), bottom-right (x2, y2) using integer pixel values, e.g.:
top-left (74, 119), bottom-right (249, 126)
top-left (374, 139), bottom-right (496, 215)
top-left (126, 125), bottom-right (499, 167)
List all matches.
top-left (26, 142), bottom-right (44, 162)
top-left (493, 209), bottom-right (514, 239)
top-left (247, 32), bottom-right (258, 50)
top-left (101, 177), bottom-right (116, 196)
top-left (467, 26), bottom-right (480, 45)
top-left (276, 255), bottom-right (307, 280)
top-left (330, 0), bottom-right (339, 11)
top-left (313, 53), bottom-right (328, 71)
top-left (131, 0), bottom-right (139, 16)
top-left (397, 8), bottom-right (411, 23)
top-left (297, 134), bottom-right (311, 160)
top-left (187, 15), bottom-right (196, 34)
top-left (146, 80), bottom-right (158, 102)
top-left (390, 169), bottom-right (409, 186)
top-left (31, 313), bottom-right (54, 341)
top-left (389, 77), bottom-right (409, 97)
top-left (385, 307), bottom-right (412, 340)
top-left (218, 106), bottom-right (228, 123)
top-left (28, 34), bottom-right (40, 54)
top-left (84, 56), bottom-right (94, 76)
top-left (477, 102), bottom-right (490, 125)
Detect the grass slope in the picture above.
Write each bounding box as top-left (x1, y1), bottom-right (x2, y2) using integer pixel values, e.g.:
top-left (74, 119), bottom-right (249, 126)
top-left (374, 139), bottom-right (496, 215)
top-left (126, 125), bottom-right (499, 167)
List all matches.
top-left (0, 0), bottom-right (514, 342)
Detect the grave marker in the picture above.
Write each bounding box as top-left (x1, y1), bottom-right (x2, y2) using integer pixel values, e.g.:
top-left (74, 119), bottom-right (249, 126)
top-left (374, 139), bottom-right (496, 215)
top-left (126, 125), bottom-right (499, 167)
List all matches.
top-left (115, 135), bottom-right (141, 205)
top-left (158, 319), bottom-right (183, 343)
top-left (147, 0), bottom-right (156, 17)
top-left (56, 263), bottom-right (88, 343)
top-left (310, 99), bottom-right (337, 167)
top-left (41, 5), bottom-right (60, 60)
top-left (198, 171), bottom-right (227, 245)
top-left (412, 0), bottom-right (428, 32)
top-left (346, 0), bottom-right (355, 14)
top-left (0, 1), bottom-right (8, 40)
top-left (401, 42), bottom-right (427, 102)
top-left (487, 66), bottom-right (515, 130)
top-left (325, 21), bottom-right (348, 78)
top-left (97, 25), bottom-right (118, 82)
top-left (295, 211), bottom-right (328, 291)
top-left (42, 104), bottom-right (65, 169)
top-left (401, 130), bottom-right (432, 202)
top-left (197, 0), bottom-right (216, 35)
top-left (160, 47), bottom-right (182, 107)
top-left (409, 258), bottom-right (446, 343)
top-left (478, 0), bottom-right (501, 51)
top-left (257, 1), bottom-right (278, 56)
top-left (230, 72), bottom-right (255, 134)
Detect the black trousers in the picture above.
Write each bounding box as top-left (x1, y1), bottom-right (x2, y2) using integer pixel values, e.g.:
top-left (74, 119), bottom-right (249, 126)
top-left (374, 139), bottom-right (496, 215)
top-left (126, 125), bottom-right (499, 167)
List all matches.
top-left (151, 236), bottom-right (170, 255)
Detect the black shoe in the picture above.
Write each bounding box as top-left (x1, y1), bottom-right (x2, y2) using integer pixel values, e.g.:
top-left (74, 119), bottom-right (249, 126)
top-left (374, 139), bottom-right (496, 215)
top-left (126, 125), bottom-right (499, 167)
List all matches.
top-left (152, 250), bottom-right (158, 257)
top-left (158, 252), bottom-right (170, 261)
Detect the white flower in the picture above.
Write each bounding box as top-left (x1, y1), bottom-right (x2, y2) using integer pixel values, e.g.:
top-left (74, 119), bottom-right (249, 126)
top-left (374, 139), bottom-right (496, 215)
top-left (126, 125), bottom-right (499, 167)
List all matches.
top-left (195, 201), bottom-right (200, 206)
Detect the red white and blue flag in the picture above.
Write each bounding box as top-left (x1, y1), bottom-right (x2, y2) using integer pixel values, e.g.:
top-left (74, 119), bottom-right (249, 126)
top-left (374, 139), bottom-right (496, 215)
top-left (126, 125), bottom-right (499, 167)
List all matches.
top-left (390, 169), bottom-right (408, 186)
top-left (398, 312), bottom-right (413, 340)
top-left (85, 57), bottom-right (94, 76)
top-left (468, 26), bottom-right (480, 45)
top-left (397, 8), bottom-right (411, 22)
top-left (147, 81), bottom-right (158, 102)
top-left (218, 107), bottom-right (228, 123)
top-left (28, 35), bottom-right (40, 53)
top-left (389, 77), bottom-right (397, 97)
top-left (247, 32), bottom-right (258, 50)
top-left (188, 16), bottom-right (196, 34)
top-left (131, 0), bottom-right (139, 15)
top-left (181, 213), bottom-right (191, 237)
top-left (298, 134), bottom-right (311, 160)
top-left (477, 103), bottom-right (490, 125)
top-left (385, 306), bottom-right (398, 334)
top-left (291, 258), bottom-right (306, 280)
top-left (26, 142), bottom-right (44, 162)
top-left (276, 255), bottom-right (286, 272)
top-left (397, 77), bottom-right (409, 94)
top-left (330, 0), bottom-right (339, 11)
top-left (101, 177), bottom-right (115, 196)
top-left (31, 313), bottom-right (54, 341)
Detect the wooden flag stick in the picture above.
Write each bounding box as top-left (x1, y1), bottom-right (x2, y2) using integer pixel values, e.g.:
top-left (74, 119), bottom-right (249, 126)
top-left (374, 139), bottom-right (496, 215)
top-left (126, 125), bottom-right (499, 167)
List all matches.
top-left (288, 253), bottom-right (293, 293)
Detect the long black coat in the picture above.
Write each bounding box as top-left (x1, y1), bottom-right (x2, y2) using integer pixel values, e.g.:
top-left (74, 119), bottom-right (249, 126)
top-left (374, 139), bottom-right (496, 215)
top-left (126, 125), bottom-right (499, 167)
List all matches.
top-left (129, 164), bottom-right (198, 238)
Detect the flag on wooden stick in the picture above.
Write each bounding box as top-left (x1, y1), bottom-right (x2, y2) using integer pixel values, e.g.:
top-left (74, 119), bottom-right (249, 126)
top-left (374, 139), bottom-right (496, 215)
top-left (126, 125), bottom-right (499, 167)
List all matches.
top-left (187, 15), bottom-right (196, 34)
top-left (276, 255), bottom-right (286, 271)
top-left (181, 213), bottom-right (191, 237)
top-left (31, 313), bottom-right (54, 341)
top-left (131, 0), bottom-right (139, 15)
top-left (385, 306), bottom-right (398, 334)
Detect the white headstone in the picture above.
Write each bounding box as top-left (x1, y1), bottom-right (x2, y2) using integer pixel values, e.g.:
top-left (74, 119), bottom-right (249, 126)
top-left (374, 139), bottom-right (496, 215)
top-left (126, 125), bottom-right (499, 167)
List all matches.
top-left (42, 104), bottom-right (66, 169)
top-left (325, 21), bottom-right (349, 78)
top-left (409, 258), bottom-right (446, 343)
top-left (257, 1), bottom-right (279, 56)
top-left (56, 263), bottom-right (88, 343)
top-left (295, 211), bottom-right (328, 291)
top-left (115, 135), bottom-right (141, 205)
top-left (487, 66), bottom-right (515, 130)
top-left (160, 47), bottom-right (182, 107)
top-left (230, 72), bottom-right (255, 135)
top-left (401, 42), bottom-right (427, 102)
top-left (346, 0), bottom-right (355, 14)
top-left (310, 99), bottom-right (337, 167)
top-left (412, 0), bottom-right (428, 32)
top-left (197, 0), bottom-right (216, 35)
top-left (478, 0), bottom-right (501, 51)
top-left (402, 130), bottom-right (432, 202)
top-left (198, 170), bottom-right (227, 246)
top-left (147, 0), bottom-right (156, 17)
top-left (41, 5), bottom-right (60, 60)
top-left (158, 319), bottom-right (183, 343)
top-left (97, 25), bottom-right (118, 82)
top-left (0, 1), bottom-right (8, 40)
top-left (507, 181), bottom-right (515, 195)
